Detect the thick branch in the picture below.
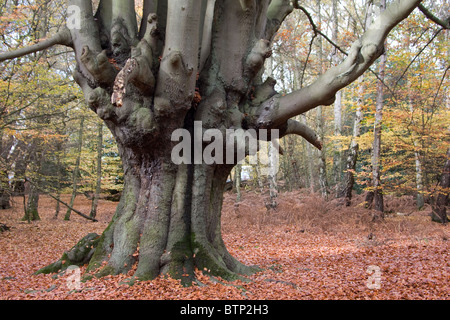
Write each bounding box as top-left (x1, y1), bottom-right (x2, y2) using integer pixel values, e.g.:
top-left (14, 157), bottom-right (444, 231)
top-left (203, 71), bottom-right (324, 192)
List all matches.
top-left (80, 46), bottom-right (118, 86)
top-left (139, 0), bottom-right (156, 38)
top-left (0, 29), bottom-right (72, 63)
top-left (69, 0), bottom-right (103, 85)
top-left (199, 0), bottom-right (216, 72)
top-left (153, 0), bottom-right (202, 119)
top-left (264, 0), bottom-right (294, 41)
top-left (95, 0), bottom-right (113, 36)
top-left (112, 0), bottom-right (138, 40)
top-left (257, 0), bottom-right (423, 128)
top-left (418, 3), bottom-right (450, 29)
top-left (283, 119), bottom-right (323, 150)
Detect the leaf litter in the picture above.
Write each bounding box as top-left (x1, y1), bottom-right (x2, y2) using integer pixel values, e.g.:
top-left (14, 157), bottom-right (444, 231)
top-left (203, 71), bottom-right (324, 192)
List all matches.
top-left (0, 191), bottom-right (448, 300)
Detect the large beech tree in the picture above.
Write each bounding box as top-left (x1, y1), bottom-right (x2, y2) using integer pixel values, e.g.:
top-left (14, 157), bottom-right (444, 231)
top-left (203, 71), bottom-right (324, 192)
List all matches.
top-left (0, 0), bottom-right (436, 283)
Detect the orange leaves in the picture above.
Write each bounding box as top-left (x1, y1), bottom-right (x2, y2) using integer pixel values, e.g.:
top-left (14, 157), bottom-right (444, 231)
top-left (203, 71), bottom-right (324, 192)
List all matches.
top-left (0, 191), bottom-right (449, 300)
top-left (108, 58), bottom-right (121, 71)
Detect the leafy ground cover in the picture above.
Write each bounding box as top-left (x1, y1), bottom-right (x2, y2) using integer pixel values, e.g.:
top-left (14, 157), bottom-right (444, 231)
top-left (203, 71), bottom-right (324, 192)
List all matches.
top-left (0, 191), bottom-right (449, 300)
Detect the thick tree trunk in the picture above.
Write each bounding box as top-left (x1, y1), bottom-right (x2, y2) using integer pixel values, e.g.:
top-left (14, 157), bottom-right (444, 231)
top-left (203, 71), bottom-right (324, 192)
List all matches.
top-left (23, 184), bottom-right (40, 222)
top-left (86, 140), bottom-right (257, 284)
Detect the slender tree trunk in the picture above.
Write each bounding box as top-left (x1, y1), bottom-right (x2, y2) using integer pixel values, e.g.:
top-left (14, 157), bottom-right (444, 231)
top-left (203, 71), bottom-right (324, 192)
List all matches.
top-left (267, 141), bottom-right (278, 209)
top-left (368, 0), bottom-right (387, 218)
top-left (342, 78), bottom-right (364, 206)
top-left (53, 122), bottom-right (67, 219)
top-left (316, 0), bottom-right (329, 199)
top-left (22, 142), bottom-right (46, 222)
top-left (65, 116), bottom-right (85, 221)
top-left (255, 157), bottom-right (264, 193)
top-left (235, 164), bottom-right (242, 203)
top-left (408, 93), bottom-right (425, 210)
top-left (266, 56), bottom-right (278, 208)
top-left (302, 114), bottom-right (315, 191)
top-left (431, 147), bottom-right (450, 224)
top-left (0, 130), bottom-right (11, 210)
top-left (316, 107), bottom-right (329, 199)
top-left (54, 144), bottom-right (64, 219)
top-left (332, 0), bottom-right (343, 197)
top-left (414, 145), bottom-right (425, 209)
top-left (90, 121), bottom-right (103, 219)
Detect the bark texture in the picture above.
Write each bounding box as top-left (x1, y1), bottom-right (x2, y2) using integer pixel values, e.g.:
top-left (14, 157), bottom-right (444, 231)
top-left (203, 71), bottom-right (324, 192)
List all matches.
top-left (431, 147), bottom-right (450, 224)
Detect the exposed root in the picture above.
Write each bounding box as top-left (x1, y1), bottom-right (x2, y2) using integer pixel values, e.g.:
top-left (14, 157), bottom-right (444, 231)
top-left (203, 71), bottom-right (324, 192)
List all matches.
top-left (35, 233), bottom-right (101, 275)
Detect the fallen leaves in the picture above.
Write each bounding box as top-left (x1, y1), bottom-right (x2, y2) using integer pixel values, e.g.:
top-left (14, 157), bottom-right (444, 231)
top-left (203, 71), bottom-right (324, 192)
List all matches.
top-left (0, 191), bottom-right (449, 300)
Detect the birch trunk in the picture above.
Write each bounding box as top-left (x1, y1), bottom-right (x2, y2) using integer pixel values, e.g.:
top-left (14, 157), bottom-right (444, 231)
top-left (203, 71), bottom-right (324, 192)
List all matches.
top-left (65, 116), bottom-right (85, 221)
top-left (332, 0), bottom-right (343, 196)
top-left (315, 0), bottom-right (329, 199)
top-left (368, 0), bottom-right (387, 218)
top-left (342, 78), bottom-right (364, 206)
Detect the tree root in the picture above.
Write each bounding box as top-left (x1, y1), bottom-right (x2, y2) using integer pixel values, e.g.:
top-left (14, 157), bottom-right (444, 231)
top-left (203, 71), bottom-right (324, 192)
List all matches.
top-left (0, 223), bottom-right (10, 233)
top-left (34, 233), bottom-right (101, 275)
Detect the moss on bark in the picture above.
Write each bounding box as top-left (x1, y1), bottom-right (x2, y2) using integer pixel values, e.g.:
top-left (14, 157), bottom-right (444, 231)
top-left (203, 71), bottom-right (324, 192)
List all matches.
top-left (35, 233), bottom-right (101, 275)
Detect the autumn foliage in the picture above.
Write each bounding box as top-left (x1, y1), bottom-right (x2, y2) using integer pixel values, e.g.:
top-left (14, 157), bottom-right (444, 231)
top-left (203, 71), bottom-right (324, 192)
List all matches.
top-left (1, 191), bottom-right (448, 300)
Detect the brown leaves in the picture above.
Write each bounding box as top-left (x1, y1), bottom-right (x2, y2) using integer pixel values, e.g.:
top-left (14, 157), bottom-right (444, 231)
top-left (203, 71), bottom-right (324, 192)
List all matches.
top-left (0, 192), bottom-right (449, 300)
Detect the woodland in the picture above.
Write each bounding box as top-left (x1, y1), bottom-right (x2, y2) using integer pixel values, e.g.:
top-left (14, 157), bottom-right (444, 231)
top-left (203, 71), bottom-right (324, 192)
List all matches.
top-left (0, 0), bottom-right (449, 300)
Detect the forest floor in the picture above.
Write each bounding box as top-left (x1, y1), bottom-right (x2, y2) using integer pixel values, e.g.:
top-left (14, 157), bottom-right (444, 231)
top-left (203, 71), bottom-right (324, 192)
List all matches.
top-left (0, 190), bottom-right (449, 300)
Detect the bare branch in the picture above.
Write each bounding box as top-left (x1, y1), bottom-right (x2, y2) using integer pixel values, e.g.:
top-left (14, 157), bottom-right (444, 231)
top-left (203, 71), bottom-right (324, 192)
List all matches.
top-left (283, 119), bottom-right (323, 150)
top-left (296, 3), bottom-right (396, 97)
top-left (256, 0), bottom-right (423, 128)
top-left (296, 5), bottom-right (347, 56)
top-left (433, 65), bottom-right (450, 108)
top-left (394, 28), bottom-right (443, 89)
top-left (0, 28), bottom-right (72, 63)
top-left (418, 3), bottom-right (450, 29)
top-left (264, 0), bottom-right (294, 41)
